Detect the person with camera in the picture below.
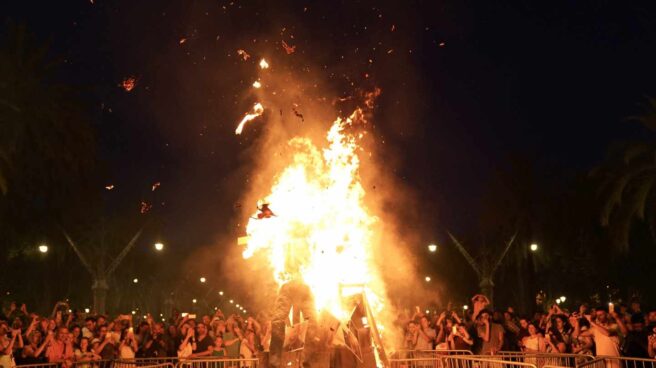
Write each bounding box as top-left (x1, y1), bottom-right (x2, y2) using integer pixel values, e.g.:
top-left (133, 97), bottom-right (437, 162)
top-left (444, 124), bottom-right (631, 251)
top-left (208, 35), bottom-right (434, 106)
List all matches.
top-left (19, 327), bottom-right (50, 365)
top-left (223, 316), bottom-right (243, 359)
top-left (118, 327), bottom-right (139, 361)
top-left (404, 321), bottom-right (419, 350)
top-left (476, 309), bottom-right (504, 354)
top-left (545, 327), bottom-right (567, 353)
top-left (82, 317), bottom-right (96, 339)
top-left (45, 327), bottom-right (74, 367)
top-left (573, 306), bottom-right (624, 368)
top-left (177, 323), bottom-right (195, 358)
top-left (415, 315), bottom-right (436, 350)
top-left (448, 323), bottom-right (474, 351)
top-left (74, 337), bottom-right (101, 368)
top-left (0, 320), bottom-right (23, 368)
top-left (190, 322), bottom-right (214, 358)
top-left (143, 322), bottom-right (171, 358)
top-left (94, 325), bottom-right (118, 360)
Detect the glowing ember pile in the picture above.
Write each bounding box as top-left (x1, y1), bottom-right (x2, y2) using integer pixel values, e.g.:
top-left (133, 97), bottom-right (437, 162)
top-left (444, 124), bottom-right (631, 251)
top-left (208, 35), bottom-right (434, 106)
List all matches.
top-left (241, 106), bottom-right (387, 322)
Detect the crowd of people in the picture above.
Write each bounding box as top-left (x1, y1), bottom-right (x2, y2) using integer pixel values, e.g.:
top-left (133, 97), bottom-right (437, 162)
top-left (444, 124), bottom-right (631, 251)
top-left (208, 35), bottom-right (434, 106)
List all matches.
top-left (0, 301), bottom-right (265, 368)
top-left (2, 294), bottom-right (656, 368)
top-left (401, 294), bottom-right (656, 359)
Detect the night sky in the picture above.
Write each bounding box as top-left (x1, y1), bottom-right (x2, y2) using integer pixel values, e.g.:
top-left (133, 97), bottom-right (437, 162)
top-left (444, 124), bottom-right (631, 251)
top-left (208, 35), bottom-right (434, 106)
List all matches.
top-left (5, 1), bottom-right (656, 302)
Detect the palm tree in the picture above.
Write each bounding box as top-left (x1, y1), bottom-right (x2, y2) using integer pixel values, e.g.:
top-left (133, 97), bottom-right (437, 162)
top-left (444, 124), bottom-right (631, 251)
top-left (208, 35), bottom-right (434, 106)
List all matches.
top-left (0, 22), bottom-right (97, 295)
top-left (595, 97), bottom-right (656, 251)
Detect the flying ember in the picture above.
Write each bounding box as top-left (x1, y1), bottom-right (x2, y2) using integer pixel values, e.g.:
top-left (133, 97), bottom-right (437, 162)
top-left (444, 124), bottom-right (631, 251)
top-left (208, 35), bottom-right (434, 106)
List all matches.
top-left (120, 77), bottom-right (137, 92)
top-left (237, 49), bottom-right (251, 60)
top-left (235, 103), bottom-right (264, 135)
top-left (259, 58), bottom-right (270, 69)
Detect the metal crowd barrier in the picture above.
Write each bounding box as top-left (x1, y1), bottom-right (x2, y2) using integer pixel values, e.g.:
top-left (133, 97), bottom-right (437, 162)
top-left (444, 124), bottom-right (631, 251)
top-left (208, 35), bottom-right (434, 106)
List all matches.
top-left (114, 362), bottom-right (176, 368)
top-left (388, 352), bottom-right (537, 368)
top-left (13, 363), bottom-right (60, 368)
top-left (388, 350), bottom-right (473, 368)
top-left (492, 352), bottom-right (594, 368)
top-left (591, 357), bottom-right (656, 368)
top-left (389, 350), bottom-right (474, 359)
top-left (71, 359), bottom-right (116, 368)
top-left (442, 355), bottom-right (538, 368)
top-left (114, 358), bottom-right (179, 368)
top-left (177, 358), bottom-right (260, 368)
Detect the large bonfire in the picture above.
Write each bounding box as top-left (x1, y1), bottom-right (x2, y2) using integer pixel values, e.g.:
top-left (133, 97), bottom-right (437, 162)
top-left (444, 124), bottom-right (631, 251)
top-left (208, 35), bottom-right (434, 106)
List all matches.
top-left (236, 57), bottom-right (391, 363)
top-left (241, 104), bottom-right (386, 321)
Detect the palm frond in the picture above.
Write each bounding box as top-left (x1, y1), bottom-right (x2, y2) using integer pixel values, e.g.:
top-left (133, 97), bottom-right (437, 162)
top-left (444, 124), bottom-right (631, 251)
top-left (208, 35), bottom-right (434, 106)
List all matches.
top-left (635, 176), bottom-right (656, 220)
top-left (626, 96), bottom-right (656, 132)
top-left (598, 163), bottom-right (656, 226)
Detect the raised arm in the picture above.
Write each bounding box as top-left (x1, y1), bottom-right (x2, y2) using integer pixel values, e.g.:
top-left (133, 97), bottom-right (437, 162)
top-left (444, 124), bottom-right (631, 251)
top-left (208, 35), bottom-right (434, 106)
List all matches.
top-left (3, 330), bottom-right (18, 354)
top-left (35, 333), bottom-right (53, 358)
top-left (610, 312), bottom-right (628, 336)
top-left (478, 320), bottom-right (490, 342)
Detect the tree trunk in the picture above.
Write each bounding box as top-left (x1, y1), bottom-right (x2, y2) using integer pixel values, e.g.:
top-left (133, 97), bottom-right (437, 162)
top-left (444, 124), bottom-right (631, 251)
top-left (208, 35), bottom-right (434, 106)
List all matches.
top-left (92, 278), bottom-right (109, 314)
top-left (479, 277), bottom-right (494, 306)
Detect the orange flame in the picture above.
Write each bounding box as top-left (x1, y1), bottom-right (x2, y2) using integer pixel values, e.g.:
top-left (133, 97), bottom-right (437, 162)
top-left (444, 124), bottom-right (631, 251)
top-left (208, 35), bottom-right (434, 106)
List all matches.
top-left (242, 107), bottom-right (386, 321)
top-left (235, 103), bottom-right (264, 135)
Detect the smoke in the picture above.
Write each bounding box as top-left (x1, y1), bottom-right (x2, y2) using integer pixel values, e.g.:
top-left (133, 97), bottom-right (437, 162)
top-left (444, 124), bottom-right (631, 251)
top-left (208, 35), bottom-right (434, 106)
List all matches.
top-left (168, 0), bottom-right (444, 350)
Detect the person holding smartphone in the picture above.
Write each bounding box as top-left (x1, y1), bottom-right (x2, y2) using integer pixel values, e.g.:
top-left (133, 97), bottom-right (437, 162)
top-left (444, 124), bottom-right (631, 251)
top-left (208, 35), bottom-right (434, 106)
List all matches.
top-left (415, 316), bottom-right (435, 350)
top-left (573, 306), bottom-right (624, 368)
top-left (448, 324), bottom-right (473, 351)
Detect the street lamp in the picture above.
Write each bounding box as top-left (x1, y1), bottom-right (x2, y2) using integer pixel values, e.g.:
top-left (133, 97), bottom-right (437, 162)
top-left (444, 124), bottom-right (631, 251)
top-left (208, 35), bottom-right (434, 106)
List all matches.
top-left (84, 308), bottom-right (90, 313)
top-left (154, 242), bottom-right (164, 251)
top-left (428, 244), bottom-right (438, 253)
top-left (219, 291), bottom-right (224, 296)
top-left (463, 305), bottom-right (469, 310)
top-left (192, 299), bottom-right (197, 304)
top-left (200, 277), bottom-right (206, 283)
top-left (229, 299), bottom-right (234, 304)
top-left (38, 244), bottom-right (49, 253)
top-left (133, 278), bottom-right (139, 284)
top-left (560, 296), bottom-right (567, 302)
top-left (425, 276), bottom-right (431, 282)
top-left (530, 243), bottom-right (539, 252)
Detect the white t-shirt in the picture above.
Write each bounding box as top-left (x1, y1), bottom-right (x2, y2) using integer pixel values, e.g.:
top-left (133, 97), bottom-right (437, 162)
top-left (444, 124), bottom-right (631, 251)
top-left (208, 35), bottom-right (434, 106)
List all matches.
top-left (591, 324), bottom-right (620, 357)
top-left (119, 345), bottom-right (135, 359)
top-left (239, 340), bottom-right (255, 368)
